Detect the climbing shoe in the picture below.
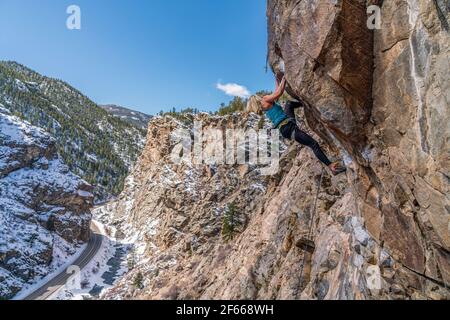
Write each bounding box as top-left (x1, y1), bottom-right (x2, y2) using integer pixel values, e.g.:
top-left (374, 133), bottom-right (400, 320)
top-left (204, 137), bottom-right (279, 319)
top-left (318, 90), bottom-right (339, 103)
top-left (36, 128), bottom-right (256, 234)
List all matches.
top-left (330, 161), bottom-right (347, 176)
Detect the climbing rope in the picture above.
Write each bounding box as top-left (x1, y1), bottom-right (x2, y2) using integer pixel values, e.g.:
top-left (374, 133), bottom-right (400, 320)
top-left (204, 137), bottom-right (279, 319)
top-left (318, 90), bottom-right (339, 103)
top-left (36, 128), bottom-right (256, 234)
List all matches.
top-left (298, 166), bottom-right (325, 288)
top-left (307, 167), bottom-right (325, 241)
top-left (434, 0), bottom-right (450, 31)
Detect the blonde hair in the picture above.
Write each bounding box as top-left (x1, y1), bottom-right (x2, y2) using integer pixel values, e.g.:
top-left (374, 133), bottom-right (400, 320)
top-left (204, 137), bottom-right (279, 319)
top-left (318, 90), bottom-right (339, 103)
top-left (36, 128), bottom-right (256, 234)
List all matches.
top-left (247, 95), bottom-right (263, 114)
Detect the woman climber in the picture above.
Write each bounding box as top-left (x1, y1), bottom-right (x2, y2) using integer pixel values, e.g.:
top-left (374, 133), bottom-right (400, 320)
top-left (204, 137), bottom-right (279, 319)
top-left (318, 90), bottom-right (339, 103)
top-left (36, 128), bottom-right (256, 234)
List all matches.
top-left (248, 75), bottom-right (346, 176)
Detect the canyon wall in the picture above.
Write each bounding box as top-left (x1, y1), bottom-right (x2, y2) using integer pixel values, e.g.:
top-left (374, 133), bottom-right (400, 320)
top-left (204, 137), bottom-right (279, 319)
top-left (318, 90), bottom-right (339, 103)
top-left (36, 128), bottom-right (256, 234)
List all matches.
top-left (0, 106), bottom-right (93, 299)
top-left (101, 0), bottom-right (449, 300)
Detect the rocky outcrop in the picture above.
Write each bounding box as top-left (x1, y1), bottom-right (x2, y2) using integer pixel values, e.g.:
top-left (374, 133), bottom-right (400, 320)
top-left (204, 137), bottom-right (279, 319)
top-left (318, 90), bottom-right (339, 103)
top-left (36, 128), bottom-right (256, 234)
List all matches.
top-left (266, 0), bottom-right (449, 298)
top-left (0, 106), bottom-right (93, 299)
top-left (98, 0), bottom-right (449, 300)
top-left (96, 113), bottom-right (279, 299)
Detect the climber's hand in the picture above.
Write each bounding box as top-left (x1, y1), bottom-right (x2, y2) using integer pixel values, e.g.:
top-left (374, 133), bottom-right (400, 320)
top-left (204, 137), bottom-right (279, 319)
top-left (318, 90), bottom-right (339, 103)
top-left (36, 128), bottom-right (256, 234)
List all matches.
top-left (276, 72), bottom-right (285, 84)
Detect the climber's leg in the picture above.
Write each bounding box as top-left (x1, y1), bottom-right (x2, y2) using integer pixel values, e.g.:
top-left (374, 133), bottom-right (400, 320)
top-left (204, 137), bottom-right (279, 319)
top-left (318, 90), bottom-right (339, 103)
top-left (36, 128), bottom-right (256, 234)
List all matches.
top-left (292, 127), bottom-right (332, 167)
top-left (279, 121), bottom-right (346, 175)
top-left (280, 122), bottom-right (331, 166)
top-left (284, 100), bottom-right (304, 120)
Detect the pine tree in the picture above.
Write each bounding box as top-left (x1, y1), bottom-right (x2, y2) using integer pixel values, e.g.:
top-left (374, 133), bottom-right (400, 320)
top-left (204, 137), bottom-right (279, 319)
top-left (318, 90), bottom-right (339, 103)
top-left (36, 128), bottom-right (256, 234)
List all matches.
top-left (222, 202), bottom-right (242, 241)
top-left (133, 272), bottom-right (144, 289)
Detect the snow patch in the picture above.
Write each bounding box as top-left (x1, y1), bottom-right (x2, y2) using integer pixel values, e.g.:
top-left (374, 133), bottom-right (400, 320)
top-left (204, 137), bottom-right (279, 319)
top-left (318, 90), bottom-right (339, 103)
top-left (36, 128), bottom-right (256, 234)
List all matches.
top-left (12, 236), bottom-right (86, 300)
top-left (49, 221), bottom-right (128, 300)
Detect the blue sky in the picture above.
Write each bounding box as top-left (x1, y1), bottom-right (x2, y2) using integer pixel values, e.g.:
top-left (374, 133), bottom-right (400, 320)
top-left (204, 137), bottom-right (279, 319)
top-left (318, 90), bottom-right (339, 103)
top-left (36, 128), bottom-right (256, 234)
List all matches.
top-left (0, 0), bottom-right (274, 115)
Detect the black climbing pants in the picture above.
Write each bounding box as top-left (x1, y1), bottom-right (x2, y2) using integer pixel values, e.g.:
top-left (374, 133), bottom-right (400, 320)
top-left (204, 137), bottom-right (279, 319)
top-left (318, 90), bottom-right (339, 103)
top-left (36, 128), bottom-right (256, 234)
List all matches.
top-left (279, 101), bottom-right (332, 167)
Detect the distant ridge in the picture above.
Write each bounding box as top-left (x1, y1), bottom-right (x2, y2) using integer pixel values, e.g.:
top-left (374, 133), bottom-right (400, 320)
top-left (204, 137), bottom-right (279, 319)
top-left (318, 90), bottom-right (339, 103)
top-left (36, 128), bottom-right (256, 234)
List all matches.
top-left (100, 104), bottom-right (152, 131)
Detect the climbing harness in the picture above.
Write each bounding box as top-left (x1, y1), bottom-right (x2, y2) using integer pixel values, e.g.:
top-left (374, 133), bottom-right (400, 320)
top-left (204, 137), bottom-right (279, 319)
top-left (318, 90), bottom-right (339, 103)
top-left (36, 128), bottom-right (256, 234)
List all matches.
top-left (298, 166), bottom-right (325, 283)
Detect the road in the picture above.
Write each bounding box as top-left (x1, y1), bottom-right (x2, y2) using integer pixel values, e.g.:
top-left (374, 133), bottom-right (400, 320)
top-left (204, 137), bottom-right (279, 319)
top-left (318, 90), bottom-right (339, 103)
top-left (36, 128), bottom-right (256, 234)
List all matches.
top-left (24, 223), bottom-right (103, 300)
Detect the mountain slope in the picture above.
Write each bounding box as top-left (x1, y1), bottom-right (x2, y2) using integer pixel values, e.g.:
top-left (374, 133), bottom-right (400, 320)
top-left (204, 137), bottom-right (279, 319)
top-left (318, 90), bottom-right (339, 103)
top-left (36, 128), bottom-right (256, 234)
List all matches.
top-left (100, 104), bottom-right (152, 131)
top-left (0, 106), bottom-right (93, 299)
top-left (0, 61), bottom-right (146, 197)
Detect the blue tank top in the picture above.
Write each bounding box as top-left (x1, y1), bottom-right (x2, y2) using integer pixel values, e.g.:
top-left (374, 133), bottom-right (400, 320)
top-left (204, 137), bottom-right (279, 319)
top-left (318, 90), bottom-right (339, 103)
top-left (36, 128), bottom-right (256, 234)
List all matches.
top-left (265, 103), bottom-right (288, 128)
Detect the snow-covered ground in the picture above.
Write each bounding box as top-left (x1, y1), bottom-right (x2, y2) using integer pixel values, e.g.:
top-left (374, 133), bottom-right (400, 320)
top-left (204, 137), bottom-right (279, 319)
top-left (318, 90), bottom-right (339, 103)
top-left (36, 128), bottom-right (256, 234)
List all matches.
top-left (49, 220), bottom-right (129, 300)
top-left (0, 105), bottom-right (49, 147)
top-left (1, 107), bottom-right (93, 299)
top-left (12, 237), bottom-right (86, 300)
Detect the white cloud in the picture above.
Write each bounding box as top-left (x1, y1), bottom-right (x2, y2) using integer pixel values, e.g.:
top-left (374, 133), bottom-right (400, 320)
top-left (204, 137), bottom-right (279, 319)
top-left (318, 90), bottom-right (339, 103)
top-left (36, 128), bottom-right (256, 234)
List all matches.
top-left (216, 82), bottom-right (250, 98)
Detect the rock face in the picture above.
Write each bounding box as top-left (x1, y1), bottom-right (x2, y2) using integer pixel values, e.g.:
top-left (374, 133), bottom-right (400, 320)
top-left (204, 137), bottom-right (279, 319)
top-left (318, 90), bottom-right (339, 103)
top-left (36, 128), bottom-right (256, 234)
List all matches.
top-left (0, 106), bottom-right (93, 299)
top-left (99, 0), bottom-right (449, 300)
top-left (96, 113), bottom-right (281, 299)
top-left (266, 0), bottom-right (450, 298)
